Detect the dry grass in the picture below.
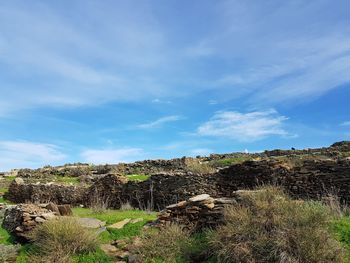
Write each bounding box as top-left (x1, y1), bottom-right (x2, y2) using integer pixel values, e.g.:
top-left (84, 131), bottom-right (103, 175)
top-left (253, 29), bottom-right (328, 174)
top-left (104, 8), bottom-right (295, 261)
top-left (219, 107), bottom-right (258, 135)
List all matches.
top-left (28, 217), bottom-right (99, 263)
top-left (210, 186), bottom-right (346, 263)
top-left (133, 224), bottom-right (192, 262)
top-left (89, 189), bottom-right (110, 214)
top-left (120, 201), bottom-right (134, 210)
top-left (185, 159), bottom-right (216, 174)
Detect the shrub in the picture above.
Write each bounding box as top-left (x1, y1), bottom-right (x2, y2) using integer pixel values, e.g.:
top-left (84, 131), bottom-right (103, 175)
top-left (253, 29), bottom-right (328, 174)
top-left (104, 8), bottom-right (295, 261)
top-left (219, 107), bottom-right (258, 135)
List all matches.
top-left (210, 186), bottom-right (346, 263)
top-left (133, 224), bottom-right (192, 262)
top-left (28, 217), bottom-right (99, 263)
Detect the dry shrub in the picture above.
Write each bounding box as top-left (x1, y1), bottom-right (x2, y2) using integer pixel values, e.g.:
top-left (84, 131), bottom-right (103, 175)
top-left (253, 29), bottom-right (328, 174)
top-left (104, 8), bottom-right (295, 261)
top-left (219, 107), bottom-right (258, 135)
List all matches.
top-left (120, 201), bottom-right (134, 210)
top-left (28, 217), bottom-right (99, 263)
top-left (133, 224), bottom-right (192, 262)
top-left (90, 189), bottom-right (109, 213)
top-left (210, 186), bottom-right (346, 263)
top-left (185, 158), bottom-right (216, 174)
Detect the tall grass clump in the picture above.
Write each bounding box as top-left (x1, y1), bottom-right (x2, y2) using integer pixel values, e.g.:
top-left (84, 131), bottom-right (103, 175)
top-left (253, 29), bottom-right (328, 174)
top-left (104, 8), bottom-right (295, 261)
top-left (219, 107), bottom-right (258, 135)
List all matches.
top-left (133, 224), bottom-right (192, 262)
top-left (210, 186), bottom-right (346, 263)
top-left (28, 217), bottom-right (99, 263)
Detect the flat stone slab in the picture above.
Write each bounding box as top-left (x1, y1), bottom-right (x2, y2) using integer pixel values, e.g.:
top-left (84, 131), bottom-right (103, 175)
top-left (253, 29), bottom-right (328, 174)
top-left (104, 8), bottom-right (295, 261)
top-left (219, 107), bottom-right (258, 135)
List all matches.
top-left (188, 194), bottom-right (210, 203)
top-left (130, 218), bottom-right (143, 224)
top-left (78, 218), bottom-right (106, 229)
top-left (109, 218), bottom-right (131, 229)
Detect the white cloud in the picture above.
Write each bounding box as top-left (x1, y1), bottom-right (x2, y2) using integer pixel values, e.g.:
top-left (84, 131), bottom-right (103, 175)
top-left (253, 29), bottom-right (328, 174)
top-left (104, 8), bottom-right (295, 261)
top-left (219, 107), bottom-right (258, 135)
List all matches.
top-left (197, 110), bottom-right (289, 141)
top-left (81, 148), bottom-right (143, 164)
top-left (341, 121), bottom-right (350, 126)
top-left (137, 115), bottom-right (183, 129)
top-left (0, 141), bottom-right (66, 171)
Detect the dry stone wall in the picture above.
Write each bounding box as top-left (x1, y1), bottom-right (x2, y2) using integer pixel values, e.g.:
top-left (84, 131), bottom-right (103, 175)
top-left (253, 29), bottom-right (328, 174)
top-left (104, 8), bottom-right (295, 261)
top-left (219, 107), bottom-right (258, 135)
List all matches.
top-left (5, 181), bottom-right (87, 205)
top-left (4, 143), bottom-right (350, 210)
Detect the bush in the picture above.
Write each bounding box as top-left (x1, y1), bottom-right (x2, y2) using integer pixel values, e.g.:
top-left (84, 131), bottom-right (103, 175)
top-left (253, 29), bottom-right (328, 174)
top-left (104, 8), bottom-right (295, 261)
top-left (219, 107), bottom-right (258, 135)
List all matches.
top-left (28, 217), bottom-right (99, 263)
top-left (210, 186), bottom-right (346, 263)
top-left (133, 224), bottom-right (192, 262)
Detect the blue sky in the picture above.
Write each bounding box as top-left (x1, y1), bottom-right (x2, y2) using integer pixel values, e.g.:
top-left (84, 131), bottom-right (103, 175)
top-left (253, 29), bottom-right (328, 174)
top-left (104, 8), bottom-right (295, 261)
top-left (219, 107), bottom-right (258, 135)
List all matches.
top-left (0, 0), bottom-right (350, 171)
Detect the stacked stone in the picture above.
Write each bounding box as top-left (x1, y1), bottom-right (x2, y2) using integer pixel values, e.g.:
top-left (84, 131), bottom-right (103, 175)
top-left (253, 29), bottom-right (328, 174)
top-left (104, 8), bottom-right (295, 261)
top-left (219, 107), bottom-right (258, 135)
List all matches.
top-left (2, 203), bottom-right (72, 241)
top-left (157, 194), bottom-right (236, 231)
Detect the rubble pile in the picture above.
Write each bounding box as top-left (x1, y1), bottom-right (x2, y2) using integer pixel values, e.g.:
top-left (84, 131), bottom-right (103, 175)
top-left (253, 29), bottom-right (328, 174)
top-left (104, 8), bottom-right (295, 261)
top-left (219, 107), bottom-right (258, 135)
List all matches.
top-left (157, 194), bottom-right (236, 231)
top-left (2, 203), bottom-right (72, 241)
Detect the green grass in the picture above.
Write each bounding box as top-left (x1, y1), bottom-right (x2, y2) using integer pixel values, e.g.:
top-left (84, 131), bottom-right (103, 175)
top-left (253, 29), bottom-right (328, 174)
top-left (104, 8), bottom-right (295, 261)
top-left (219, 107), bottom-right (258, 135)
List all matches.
top-left (4, 176), bottom-right (17, 182)
top-left (126, 174), bottom-right (150, 182)
top-left (0, 226), bottom-right (13, 245)
top-left (332, 216), bottom-right (350, 262)
top-left (0, 187), bottom-right (8, 194)
top-left (102, 221), bottom-right (146, 242)
top-left (72, 249), bottom-right (115, 263)
top-left (73, 207), bottom-right (156, 224)
top-left (53, 176), bottom-right (80, 184)
top-left (73, 207), bottom-right (157, 242)
top-left (210, 156), bottom-right (252, 167)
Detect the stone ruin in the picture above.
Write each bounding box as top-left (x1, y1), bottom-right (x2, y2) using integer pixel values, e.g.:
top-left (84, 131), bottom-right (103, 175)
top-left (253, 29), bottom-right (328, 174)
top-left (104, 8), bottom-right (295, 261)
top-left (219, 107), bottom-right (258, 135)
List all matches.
top-left (157, 194), bottom-right (236, 231)
top-left (2, 203), bottom-right (72, 241)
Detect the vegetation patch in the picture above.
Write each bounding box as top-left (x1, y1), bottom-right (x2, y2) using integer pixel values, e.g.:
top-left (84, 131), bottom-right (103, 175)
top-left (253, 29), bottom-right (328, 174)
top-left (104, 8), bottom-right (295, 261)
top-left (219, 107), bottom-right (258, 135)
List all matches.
top-left (126, 174), bottom-right (150, 182)
top-left (27, 217), bottom-right (100, 263)
top-left (0, 226), bottom-right (13, 245)
top-left (185, 159), bottom-right (216, 174)
top-left (52, 176), bottom-right (81, 185)
top-left (210, 187), bottom-right (346, 263)
top-left (73, 207), bottom-right (156, 225)
top-left (133, 224), bottom-right (193, 263)
top-left (210, 156), bottom-right (253, 167)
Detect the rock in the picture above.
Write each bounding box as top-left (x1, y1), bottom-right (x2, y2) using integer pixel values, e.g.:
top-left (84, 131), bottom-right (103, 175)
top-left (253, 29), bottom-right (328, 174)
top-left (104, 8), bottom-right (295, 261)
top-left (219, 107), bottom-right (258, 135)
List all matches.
top-left (2, 204), bottom-right (56, 241)
top-left (34, 217), bottom-right (46, 223)
top-left (78, 218), bottom-right (106, 229)
top-left (100, 244), bottom-right (118, 257)
top-left (14, 178), bottom-right (24, 184)
top-left (41, 212), bottom-right (56, 220)
top-left (188, 194), bottom-right (210, 202)
top-left (57, 204), bottom-right (72, 216)
top-left (109, 218), bottom-right (131, 229)
top-left (46, 202), bottom-right (60, 214)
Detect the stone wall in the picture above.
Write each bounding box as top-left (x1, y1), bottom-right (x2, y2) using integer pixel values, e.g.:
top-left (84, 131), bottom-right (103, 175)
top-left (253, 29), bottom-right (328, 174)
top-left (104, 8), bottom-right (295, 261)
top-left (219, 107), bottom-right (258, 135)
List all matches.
top-left (5, 181), bottom-right (87, 205)
top-left (5, 154), bottom-right (350, 210)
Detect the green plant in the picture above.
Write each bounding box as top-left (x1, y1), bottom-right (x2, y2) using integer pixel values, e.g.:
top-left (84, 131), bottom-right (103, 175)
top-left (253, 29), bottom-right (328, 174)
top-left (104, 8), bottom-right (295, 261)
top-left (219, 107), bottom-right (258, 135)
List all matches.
top-left (133, 224), bottom-right (192, 262)
top-left (72, 207), bottom-right (156, 225)
top-left (72, 249), bottom-right (114, 263)
top-left (0, 226), bottom-right (13, 245)
top-left (126, 174), bottom-right (150, 182)
top-left (210, 186), bottom-right (346, 263)
top-left (210, 156), bottom-right (252, 167)
top-left (28, 217), bottom-right (99, 263)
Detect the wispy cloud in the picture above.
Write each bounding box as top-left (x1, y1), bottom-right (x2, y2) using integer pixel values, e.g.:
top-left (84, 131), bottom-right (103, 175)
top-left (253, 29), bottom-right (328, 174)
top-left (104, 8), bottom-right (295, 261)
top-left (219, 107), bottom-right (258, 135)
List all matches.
top-left (81, 147), bottom-right (143, 164)
top-left (137, 115), bottom-right (183, 129)
top-left (0, 141), bottom-right (66, 171)
top-left (341, 121), bottom-right (350, 126)
top-left (197, 110), bottom-right (289, 141)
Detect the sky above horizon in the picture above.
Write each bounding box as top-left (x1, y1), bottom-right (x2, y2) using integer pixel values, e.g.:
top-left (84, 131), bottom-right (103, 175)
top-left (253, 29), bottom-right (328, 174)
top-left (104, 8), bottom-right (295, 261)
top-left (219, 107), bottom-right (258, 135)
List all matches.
top-left (1, 0), bottom-right (350, 171)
